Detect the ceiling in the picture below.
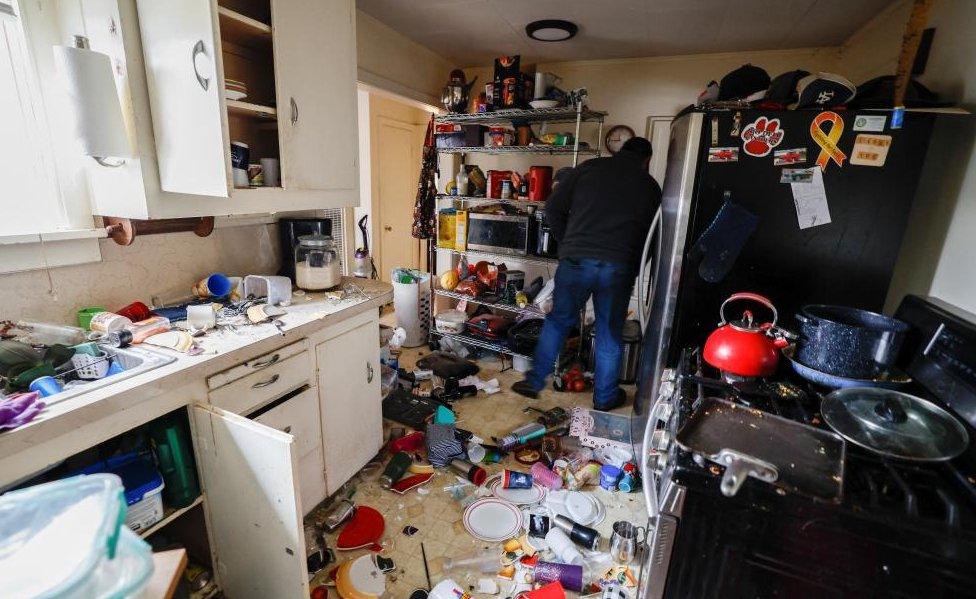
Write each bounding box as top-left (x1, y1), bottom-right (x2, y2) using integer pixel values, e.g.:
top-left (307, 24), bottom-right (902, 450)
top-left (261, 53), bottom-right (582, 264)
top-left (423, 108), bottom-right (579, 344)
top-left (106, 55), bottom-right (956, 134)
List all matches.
top-left (356, 0), bottom-right (895, 67)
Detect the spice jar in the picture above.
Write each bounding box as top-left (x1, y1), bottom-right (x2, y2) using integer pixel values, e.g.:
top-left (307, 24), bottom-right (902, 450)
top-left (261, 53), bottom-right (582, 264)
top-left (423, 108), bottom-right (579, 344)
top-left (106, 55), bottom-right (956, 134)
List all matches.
top-left (295, 235), bottom-right (340, 291)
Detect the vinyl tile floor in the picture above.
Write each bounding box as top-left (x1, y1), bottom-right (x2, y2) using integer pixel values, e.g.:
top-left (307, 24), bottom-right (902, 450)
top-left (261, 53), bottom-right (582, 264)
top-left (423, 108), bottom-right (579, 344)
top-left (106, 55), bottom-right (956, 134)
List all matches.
top-left (307, 344), bottom-right (649, 598)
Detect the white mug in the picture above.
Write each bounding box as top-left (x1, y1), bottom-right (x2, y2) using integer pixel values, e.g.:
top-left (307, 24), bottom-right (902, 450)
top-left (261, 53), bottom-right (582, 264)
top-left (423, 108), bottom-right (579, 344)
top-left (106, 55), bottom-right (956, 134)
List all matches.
top-left (186, 304), bottom-right (216, 331)
top-left (544, 527), bottom-right (583, 566)
top-left (261, 158), bottom-right (280, 187)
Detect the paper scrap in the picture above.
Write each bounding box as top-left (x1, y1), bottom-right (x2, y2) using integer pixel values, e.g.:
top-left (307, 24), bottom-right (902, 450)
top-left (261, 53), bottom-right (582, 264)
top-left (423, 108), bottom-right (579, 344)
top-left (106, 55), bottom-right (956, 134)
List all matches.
top-left (790, 168), bottom-right (831, 229)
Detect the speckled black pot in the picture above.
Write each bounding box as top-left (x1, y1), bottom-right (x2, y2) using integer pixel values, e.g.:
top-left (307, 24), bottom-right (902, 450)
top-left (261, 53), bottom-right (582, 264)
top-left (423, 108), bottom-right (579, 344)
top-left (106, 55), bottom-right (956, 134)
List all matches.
top-left (795, 305), bottom-right (910, 378)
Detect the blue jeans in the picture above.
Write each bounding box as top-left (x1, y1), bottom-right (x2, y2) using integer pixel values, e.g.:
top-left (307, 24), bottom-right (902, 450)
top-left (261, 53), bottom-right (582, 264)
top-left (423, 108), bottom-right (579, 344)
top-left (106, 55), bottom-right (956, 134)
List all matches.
top-left (525, 258), bottom-right (635, 407)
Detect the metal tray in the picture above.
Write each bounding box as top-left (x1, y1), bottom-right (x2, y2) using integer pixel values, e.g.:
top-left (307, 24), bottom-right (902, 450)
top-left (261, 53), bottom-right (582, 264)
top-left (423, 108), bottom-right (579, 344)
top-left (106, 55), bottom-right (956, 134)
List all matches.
top-left (676, 397), bottom-right (846, 502)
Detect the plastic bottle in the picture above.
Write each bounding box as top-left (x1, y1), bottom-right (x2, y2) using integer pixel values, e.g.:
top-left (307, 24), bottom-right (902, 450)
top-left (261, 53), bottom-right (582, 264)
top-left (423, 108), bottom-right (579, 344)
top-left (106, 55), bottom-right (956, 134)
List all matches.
top-left (148, 413), bottom-right (201, 508)
top-left (442, 548), bottom-right (498, 574)
top-left (125, 316), bottom-right (171, 344)
top-left (379, 451), bottom-right (412, 489)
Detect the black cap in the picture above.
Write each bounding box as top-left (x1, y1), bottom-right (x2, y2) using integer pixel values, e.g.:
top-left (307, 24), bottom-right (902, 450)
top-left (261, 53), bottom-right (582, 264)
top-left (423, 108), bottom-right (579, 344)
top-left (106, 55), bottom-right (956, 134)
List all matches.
top-left (718, 64), bottom-right (771, 101)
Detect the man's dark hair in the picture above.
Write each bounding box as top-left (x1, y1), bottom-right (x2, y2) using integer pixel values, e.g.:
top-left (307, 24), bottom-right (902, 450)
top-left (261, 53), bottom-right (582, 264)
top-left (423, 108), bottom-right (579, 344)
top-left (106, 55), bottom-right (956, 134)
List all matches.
top-left (619, 136), bottom-right (652, 159)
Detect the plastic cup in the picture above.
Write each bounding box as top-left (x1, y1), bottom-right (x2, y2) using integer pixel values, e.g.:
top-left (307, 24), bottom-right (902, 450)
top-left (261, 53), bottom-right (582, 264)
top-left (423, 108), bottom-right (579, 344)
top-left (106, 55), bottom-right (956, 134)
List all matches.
top-left (599, 465), bottom-right (622, 490)
top-left (77, 307), bottom-right (105, 330)
top-left (29, 375), bottom-right (63, 397)
top-left (193, 273), bottom-right (233, 298)
top-left (517, 581), bottom-right (566, 599)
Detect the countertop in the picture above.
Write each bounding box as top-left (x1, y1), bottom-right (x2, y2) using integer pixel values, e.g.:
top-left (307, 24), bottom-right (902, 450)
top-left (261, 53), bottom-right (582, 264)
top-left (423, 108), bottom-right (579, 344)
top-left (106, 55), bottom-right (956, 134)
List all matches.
top-left (0, 278), bottom-right (392, 485)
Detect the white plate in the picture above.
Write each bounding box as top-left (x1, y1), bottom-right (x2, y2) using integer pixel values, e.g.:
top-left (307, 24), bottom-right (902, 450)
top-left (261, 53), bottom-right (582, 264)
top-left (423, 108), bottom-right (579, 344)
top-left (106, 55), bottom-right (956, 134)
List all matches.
top-left (224, 89), bottom-right (247, 101)
top-left (463, 498), bottom-right (523, 542)
top-left (546, 490), bottom-right (606, 527)
top-left (487, 476), bottom-right (547, 506)
top-left (530, 99), bottom-right (560, 109)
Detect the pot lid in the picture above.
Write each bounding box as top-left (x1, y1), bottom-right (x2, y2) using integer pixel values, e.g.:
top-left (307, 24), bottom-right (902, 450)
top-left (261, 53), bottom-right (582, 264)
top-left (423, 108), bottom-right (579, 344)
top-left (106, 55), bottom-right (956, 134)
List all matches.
top-left (821, 388), bottom-right (969, 461)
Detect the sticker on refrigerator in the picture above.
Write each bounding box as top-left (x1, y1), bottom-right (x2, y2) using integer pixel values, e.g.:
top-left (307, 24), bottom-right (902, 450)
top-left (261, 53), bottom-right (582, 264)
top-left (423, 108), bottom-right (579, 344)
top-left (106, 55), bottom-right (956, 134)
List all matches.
top-left (852, 114), bottom-right (887, 132)
top-left (850, 134), bottom-right (892, 167)
top-left (780, 168), bottom-right (815, 184)
top-left (741, 117), bottom-right (784, 157)
top-left (708, 147), bottom-right (739, 162)
top-left (773, 148), bottom-right (807, 166)
top-left (790, 168), bottom-right (831, 229)
top-left (811, 111), bottom-right (847, 171)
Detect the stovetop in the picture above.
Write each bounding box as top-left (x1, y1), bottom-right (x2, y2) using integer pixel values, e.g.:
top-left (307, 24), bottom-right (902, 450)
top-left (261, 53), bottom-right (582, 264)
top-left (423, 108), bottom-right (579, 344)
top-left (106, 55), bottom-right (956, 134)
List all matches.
top-left (656, 347), bottom-right (976, 597)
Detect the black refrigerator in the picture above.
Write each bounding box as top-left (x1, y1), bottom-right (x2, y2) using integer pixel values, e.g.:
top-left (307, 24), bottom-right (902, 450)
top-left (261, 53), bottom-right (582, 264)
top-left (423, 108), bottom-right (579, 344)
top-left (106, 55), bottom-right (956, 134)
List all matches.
top-left (632, 107), bottom-right (938, 470)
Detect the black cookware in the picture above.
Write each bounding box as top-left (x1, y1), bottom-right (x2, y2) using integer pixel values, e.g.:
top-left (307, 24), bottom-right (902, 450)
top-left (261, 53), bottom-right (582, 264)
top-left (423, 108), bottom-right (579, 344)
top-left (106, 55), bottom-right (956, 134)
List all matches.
top-left (795, 305), bottom-right (909, 378)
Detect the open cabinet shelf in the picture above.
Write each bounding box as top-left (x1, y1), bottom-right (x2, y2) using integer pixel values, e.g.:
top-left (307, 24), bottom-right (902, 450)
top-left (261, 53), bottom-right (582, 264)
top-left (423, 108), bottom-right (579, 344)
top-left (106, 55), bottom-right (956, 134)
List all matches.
top-left (217, 6), bottom-right (272, 49)
top-left (139, 494), bottom-right (205, 539)
top-left (227, 99), bottom-right (277, 120)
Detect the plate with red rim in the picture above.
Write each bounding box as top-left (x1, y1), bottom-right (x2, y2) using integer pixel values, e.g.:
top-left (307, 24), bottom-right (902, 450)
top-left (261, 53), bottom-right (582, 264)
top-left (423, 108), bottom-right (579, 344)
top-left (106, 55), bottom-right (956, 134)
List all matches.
top-left (463, 497), bottom-right (523, 542)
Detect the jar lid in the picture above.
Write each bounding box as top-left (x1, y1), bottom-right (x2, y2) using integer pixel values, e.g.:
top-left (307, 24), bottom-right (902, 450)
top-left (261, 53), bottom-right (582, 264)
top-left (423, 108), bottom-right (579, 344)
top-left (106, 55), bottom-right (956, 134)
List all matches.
top-left (298, 234), bottom-right (334, 247)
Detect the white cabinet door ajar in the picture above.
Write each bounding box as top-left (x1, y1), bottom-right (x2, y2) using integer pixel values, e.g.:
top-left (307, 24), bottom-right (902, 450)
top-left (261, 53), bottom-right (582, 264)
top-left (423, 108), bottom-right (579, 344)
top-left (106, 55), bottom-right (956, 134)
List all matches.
top-left (192, 404), bottom-right (308, 599)
top-left (317, 319), bottom-right (382, 495)
top-left (272, 0), bottom-right (358, 192)
top-left (135, 0), bottom-right (230, 197)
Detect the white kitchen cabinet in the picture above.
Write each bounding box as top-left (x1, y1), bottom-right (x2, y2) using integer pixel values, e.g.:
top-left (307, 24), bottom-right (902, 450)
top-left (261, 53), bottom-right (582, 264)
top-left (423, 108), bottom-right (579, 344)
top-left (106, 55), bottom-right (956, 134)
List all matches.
top-left (273, 0), bottom-right (358, 192)
top-left (315, 311), bottom-right (383, 495)
top-left (74, 0), bottom-right (359, 219)
top-left (192, 404), bottom-right (310, 599)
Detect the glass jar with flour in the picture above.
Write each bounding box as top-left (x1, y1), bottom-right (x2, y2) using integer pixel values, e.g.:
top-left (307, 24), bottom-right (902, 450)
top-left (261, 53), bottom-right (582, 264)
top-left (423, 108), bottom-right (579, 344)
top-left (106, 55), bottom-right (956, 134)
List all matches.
top-left (295, 235), bottom-right (341, 291)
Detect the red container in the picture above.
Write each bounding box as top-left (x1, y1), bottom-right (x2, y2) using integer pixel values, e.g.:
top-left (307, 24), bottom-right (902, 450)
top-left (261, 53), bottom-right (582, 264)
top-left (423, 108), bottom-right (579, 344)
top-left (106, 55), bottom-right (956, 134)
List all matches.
top-left (487, 170), bottom-right (512, 199)
top-left (116, 301), bottom-right (152, 322)
top-left (527, 166), bottom-right (553, 201)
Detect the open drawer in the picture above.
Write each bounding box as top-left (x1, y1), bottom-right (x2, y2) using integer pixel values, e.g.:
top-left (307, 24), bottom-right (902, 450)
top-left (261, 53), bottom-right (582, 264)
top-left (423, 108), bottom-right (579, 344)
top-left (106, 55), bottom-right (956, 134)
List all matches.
top-left (192, 402), bottom-right (314, 599)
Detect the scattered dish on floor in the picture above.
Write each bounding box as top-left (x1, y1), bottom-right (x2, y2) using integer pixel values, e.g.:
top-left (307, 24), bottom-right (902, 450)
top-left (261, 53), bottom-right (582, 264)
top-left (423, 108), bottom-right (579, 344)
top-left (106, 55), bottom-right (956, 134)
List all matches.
top-left (546, 490), bottom-right (606, 527)
top-left (391, 472), bottom-right (433, 495)
top-left (486, 475), bottom-right (547, 506)
top-left (336, 506), bottom-right (385, 551)
top-left (463, 497), bottom-right (523, 542)
top-left (335, 554), bottom-right (385, 599)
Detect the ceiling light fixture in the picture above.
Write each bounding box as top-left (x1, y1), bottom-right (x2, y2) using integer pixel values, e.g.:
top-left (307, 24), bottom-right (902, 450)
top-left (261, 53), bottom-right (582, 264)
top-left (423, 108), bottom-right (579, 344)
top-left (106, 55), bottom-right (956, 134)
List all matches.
top-left (525, 19), bottom-right (578, 42)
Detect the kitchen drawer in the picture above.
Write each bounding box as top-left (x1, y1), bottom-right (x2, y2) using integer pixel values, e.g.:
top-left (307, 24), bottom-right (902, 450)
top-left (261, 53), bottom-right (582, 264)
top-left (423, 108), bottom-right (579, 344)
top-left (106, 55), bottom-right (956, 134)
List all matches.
top-left (206, 340), bottom-right (307, 391)
top-left (252, 387), bottom-right (321, 459)
top-left (297, 448), bottom-right (327, 515)
top-left (209, 352), bottom-right (311, 415)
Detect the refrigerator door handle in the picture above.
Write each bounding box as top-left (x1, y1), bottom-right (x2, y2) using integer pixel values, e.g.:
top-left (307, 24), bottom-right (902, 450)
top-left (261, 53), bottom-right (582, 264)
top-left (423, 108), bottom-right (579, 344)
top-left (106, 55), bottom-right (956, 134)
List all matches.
top-left (638, 207), bottom-right (663, 334)
top-left (641, 397), bottom-right (664, 520)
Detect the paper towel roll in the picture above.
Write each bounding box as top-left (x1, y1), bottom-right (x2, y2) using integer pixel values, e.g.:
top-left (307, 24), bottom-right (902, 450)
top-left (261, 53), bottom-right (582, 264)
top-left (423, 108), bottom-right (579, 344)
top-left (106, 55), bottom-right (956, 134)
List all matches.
top-left (53, 44), bottom-right (131, 159)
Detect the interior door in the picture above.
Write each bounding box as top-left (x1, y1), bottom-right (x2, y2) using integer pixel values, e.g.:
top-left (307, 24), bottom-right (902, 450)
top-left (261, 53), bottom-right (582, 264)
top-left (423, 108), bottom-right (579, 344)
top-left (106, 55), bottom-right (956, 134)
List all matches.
top-left (135, 0), bottom-right (229, 197)
top-left (192, 404), bottom-right (308, 599)
top-left (272, 0), bottom-right (358, 191)
top-left (376, 117), bottom-right (423, 281)
top-left (317, 319), bottom-right (382, 495)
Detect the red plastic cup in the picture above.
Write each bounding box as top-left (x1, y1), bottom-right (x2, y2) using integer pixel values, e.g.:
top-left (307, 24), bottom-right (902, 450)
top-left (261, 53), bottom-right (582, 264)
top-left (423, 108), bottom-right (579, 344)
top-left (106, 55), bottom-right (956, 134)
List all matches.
top-left (116, 301), bottom-right (152, 322)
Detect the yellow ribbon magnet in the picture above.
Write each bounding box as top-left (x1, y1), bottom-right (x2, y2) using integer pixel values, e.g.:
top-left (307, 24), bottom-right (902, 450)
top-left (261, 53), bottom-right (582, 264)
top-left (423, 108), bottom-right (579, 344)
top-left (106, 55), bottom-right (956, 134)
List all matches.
top-left (811, 111), bottom-right (847, 171)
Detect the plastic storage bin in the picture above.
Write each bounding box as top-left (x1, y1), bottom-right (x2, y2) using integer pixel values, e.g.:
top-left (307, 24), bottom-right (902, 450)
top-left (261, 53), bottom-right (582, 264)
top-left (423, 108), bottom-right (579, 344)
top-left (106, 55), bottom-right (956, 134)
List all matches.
top-left (76, 452), bottom-right (166, 532)
top-left (0, 474), bottom-right (154, 598)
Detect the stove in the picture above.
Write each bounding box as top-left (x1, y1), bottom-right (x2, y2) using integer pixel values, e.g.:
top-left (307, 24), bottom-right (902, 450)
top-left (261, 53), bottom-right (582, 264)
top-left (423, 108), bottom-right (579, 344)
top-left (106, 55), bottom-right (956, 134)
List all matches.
top-left (637, 296), bottom-right (976, 598)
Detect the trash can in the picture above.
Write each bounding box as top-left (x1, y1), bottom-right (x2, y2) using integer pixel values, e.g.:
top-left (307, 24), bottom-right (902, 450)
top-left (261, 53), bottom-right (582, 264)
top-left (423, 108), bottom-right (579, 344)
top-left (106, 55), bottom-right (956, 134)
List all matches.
top-left (391, 269), bottom-right (431, 347)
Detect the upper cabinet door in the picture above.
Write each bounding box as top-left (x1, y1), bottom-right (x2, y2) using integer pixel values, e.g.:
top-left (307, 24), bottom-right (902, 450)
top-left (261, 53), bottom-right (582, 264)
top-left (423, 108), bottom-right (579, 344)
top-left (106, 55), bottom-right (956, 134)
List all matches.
top-left (192, 404), bottom-right (308, 599)
top-left (136, 0), bottom-right (230, 197)
top-left (272, 0), bottom-right (358, 192)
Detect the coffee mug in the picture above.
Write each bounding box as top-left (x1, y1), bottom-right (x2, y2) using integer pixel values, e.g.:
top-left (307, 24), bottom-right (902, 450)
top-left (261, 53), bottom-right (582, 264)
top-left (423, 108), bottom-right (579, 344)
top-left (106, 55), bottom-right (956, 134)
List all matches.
top-left (29, 375), bottom-right (63, 398)
top-left (261, 157), bottom-right (280, 187)
top-left (186, 304), bottom-right (217, 331)
top-left (231, 141), bottom-right (250, 188)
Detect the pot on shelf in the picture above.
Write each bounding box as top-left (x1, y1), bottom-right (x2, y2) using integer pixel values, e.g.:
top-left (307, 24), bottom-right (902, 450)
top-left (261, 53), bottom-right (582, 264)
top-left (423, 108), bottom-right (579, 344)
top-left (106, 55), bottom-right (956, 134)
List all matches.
top-left (794, 305), bottom-right (909, 379)
top-left (703, 293), bottom-right (793, 379)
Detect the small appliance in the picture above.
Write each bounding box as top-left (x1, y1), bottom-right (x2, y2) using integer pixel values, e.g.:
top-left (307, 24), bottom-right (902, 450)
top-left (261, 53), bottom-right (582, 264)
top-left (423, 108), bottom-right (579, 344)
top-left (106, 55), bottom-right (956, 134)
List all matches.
top-left (466, 213), bottom-right (531, 256)
top-left (527, 166), bottom-right (553, 201)
top-left (278, 218), bottom-right (332, 282)
top-left (534, 210), bottom-right (558, 258)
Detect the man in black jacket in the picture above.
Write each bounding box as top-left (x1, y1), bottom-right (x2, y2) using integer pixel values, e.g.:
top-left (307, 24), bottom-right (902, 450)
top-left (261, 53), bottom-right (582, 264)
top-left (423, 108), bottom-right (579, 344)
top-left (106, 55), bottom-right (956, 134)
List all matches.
top-left (513, 137), bottom-right (661, 410)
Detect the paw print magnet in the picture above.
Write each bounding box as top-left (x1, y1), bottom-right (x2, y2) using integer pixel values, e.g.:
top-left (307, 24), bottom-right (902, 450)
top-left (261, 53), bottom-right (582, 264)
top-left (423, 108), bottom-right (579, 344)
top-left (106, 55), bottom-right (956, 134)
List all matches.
top-left (741, 116), bottom-right (785, 157)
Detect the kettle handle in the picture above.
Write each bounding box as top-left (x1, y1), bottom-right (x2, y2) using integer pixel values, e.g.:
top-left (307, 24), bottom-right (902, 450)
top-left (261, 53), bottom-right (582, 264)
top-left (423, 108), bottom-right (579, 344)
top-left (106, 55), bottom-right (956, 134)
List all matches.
top-left (719, 292), bottom-right (778, 326)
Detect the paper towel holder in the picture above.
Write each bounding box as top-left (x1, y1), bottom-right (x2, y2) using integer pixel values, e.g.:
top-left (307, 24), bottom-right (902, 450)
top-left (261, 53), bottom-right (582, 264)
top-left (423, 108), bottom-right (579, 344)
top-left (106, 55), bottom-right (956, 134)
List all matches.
top-left (68, 35), bottom-right (126, 168)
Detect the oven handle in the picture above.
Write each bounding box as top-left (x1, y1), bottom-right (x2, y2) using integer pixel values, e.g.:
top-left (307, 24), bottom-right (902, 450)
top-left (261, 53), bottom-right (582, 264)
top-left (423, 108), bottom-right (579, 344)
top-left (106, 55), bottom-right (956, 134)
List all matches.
top-left (641, 396), bottom-right (665, 521)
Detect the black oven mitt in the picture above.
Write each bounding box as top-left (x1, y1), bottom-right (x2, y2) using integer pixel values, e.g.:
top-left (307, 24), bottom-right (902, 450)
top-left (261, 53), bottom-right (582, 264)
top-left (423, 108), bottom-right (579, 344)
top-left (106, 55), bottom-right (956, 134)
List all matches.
top-left (689, 199), bottom-right (759, 283)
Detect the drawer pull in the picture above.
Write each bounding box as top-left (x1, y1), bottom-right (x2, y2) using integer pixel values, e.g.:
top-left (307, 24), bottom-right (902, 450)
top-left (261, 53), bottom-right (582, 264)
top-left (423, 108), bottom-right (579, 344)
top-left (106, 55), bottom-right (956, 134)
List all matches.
top-left (366, 362), bottom-right (374, 384)
top-left (282, 425), bottom-right (292, 434)
top-left (252, 374), bottom-right (280, 389)
top-left (251, 353), bottom-right (281, 369)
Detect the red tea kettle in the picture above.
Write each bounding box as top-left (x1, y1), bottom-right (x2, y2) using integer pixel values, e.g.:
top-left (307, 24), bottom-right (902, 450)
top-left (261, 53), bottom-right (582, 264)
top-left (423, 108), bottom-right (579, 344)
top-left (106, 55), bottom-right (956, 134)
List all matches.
top-left (703, 293), bottom-right (792, 378)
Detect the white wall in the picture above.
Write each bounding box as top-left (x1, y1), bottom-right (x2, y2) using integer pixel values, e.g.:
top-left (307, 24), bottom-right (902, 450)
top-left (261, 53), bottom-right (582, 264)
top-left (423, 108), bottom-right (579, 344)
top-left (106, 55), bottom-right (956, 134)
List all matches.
top-left (356, 10), bottom-right (454, 107)
top-left (839, 0), bottom-right (976, 313)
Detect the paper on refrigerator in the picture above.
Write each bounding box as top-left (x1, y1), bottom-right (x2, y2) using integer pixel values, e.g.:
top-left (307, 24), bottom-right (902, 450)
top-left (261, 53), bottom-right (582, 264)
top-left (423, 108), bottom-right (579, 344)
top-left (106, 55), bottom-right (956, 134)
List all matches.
top-left (790, 168), bottom-right (831, 229)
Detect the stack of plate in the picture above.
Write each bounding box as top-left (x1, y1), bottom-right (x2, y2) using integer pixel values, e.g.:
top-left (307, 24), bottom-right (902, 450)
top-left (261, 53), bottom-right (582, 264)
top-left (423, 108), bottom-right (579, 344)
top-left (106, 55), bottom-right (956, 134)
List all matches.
top-left (225, 78), bottom-right (248, 101)
top-left (462, 498), bottom-right (524, 542)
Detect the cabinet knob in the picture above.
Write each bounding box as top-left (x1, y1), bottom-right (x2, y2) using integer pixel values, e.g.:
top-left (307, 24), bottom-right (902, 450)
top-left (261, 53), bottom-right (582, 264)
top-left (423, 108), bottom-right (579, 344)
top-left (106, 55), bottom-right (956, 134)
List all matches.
top-left (290, 97), bottom-right (298, 125)
top-left (383, 225), bottom-right (392, 232)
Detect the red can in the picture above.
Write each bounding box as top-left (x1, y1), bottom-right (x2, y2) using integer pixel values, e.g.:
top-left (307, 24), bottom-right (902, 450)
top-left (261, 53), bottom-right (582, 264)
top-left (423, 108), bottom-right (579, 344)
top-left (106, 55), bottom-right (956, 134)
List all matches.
top-left (527, 166), bottom-right (553, 201)
top-left (487, 170), bottom-right (512, 199)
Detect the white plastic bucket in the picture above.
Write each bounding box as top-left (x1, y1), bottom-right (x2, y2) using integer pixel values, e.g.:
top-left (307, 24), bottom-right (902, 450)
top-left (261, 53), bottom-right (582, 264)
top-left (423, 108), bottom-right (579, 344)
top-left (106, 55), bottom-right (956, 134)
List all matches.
top-left (392, 271), bottom-right (431, 347)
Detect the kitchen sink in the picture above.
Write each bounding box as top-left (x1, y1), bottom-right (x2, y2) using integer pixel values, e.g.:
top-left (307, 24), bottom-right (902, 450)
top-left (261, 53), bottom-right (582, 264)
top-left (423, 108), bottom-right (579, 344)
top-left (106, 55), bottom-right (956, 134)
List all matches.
top-left (48, 345), bottom-right (177, 405)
